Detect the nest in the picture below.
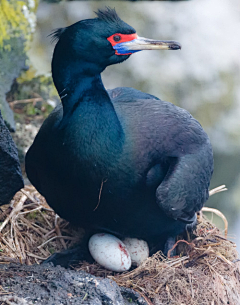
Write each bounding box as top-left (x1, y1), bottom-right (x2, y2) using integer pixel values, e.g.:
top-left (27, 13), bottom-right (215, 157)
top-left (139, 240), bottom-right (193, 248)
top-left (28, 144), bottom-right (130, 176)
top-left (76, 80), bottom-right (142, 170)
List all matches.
top-left (0, 186), bottom-right (239, 304)
top-left (77, 221), bottom-right (240, 304)
top-left (0, 186), bottom-right (83, 265)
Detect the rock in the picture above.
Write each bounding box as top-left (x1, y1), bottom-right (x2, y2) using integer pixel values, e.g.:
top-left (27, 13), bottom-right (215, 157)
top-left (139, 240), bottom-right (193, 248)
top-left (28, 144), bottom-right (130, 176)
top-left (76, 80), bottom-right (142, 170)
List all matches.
top-left (0, 296), bottom-right (30, 305)
top-left (0, 111), bottom-right (24, 205)
top-left (0, 0), bottom-right (37, 130)
top-left (0, 263), bottom-right (147, 305)
top-left (0, 35), bottom-right (26, 131)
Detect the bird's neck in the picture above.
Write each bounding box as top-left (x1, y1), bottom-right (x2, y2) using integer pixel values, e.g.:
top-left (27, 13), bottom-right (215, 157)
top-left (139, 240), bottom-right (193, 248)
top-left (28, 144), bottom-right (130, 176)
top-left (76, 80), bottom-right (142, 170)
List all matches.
top-left (53, 59), bottom-right (110, 110)
top-left (52, 61), bottom-right (124, 168)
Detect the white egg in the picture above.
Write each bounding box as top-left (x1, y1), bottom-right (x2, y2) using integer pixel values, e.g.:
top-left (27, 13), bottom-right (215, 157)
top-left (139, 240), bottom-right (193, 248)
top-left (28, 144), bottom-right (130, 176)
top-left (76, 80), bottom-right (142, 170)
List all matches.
top-left (123, 238), bottom-right (149, 266)
top-left (88, 233), bottom-right (131, 272)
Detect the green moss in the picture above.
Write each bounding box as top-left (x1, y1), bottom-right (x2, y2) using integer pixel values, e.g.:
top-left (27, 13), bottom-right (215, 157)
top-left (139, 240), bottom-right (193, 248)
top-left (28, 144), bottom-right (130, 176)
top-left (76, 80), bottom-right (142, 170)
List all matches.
top-left (25, 103), bottom-right (38, 115)
top-left (0, 0), bottom-right (37, 50)
top-left (26, 210), bottom-right (38, 220)
top-left (17, 67), bottom-right (58, 98)
top-left (8, 67), bottom-right (58, 123)
top-left (49, 248), bottom-right (55, 254)
top-left (17, 66), bottom-right (37, 83)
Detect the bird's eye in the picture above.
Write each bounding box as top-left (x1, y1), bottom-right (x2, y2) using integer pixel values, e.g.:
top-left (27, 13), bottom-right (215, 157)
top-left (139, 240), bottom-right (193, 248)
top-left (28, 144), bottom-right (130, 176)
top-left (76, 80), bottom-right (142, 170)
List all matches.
top-left (113, 35), bottom-right (121, 42)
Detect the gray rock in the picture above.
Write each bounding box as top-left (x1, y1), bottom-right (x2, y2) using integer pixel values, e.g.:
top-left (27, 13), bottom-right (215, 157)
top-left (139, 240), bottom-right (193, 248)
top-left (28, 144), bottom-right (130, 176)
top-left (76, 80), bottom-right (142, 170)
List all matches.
top-left (0, 0), bottom-right (37, 130)
top-left (0, 111), bottom-right (24, 205)
top-left (0, 263), bottom-right (147, 305)
top-left (0, 37), bottom-right (27, 131)
top-left (0, 296), bottom-right (30, 305)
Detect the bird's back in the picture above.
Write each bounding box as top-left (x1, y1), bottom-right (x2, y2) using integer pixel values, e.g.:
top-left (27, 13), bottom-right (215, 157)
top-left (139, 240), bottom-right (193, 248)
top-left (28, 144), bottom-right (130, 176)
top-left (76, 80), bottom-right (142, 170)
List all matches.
top-left (110, 87), bottom-right (210, 158)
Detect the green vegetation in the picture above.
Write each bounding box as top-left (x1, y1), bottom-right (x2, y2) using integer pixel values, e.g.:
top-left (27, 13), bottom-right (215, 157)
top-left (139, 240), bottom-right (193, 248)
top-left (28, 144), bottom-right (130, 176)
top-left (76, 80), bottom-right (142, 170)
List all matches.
top-left (0, 0), bottom-right (37, 50)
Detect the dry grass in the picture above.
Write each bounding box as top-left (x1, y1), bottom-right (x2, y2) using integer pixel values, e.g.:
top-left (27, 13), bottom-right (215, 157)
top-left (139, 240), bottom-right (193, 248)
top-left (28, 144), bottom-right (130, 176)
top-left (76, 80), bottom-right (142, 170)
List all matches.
top-left (0, 186), bottom-right (83, 265)
top-left (0, 184), bottom-right (239, 304)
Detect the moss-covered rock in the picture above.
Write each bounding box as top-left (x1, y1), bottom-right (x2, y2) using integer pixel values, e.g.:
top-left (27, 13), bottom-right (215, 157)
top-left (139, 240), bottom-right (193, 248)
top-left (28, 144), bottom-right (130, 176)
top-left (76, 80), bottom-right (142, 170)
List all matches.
top-left (0, 0), bottom-right (38, 130)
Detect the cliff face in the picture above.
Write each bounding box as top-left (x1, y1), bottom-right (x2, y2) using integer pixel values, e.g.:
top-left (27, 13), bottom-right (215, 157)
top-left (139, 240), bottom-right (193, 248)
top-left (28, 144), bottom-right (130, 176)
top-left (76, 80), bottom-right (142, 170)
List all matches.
top-left (0, 111), bottom-right (24, 205)
top-left (0, 0), bottom-right (37, 130)
top-left (0, 0), bottom-right (37, 203)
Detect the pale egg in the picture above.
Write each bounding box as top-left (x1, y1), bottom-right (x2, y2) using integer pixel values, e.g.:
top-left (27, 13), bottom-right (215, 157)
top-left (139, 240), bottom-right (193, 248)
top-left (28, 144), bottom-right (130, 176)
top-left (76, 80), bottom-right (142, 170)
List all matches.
top-left (88, 233), bottom-right (131, 272)
top-left (123, 238), bottom-right (149, 266)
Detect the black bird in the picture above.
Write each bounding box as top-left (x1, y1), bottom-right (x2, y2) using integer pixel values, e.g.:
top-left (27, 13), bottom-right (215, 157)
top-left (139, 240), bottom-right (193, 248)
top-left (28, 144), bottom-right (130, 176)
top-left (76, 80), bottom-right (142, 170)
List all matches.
top-left (26, 8), bottom-right (213, 256)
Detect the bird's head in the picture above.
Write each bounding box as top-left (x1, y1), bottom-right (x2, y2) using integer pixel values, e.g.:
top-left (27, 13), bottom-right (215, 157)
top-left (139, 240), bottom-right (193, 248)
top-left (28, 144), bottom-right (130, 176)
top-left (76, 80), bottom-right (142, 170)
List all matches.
top-left (51, 7), bottom-right (181, 76)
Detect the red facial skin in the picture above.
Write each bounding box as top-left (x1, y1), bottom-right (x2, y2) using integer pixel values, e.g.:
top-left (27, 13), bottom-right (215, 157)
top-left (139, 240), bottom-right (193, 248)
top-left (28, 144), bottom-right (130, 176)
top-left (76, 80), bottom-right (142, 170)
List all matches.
top-left (107, 33), bottom-right (138, 55)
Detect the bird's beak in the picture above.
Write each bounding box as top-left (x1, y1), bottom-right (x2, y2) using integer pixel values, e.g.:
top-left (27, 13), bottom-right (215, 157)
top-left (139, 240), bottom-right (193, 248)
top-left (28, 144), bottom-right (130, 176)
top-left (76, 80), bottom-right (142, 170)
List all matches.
top-left (113, 36), bottom-right (181, 55)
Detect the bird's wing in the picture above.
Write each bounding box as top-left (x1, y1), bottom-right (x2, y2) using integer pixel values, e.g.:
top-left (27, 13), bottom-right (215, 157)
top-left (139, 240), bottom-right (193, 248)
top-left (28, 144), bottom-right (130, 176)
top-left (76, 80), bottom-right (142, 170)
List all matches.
top-left (110, 87), bottom-right (213, 223)
top-left (152, 105), bottom-right (213, 223)
top-left (156, 147), bottom-right (213, 223)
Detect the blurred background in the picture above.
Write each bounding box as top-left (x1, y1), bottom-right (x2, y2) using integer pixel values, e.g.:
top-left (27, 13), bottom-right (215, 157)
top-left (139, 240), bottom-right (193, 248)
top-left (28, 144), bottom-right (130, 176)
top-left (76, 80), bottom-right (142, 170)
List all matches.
top-left (15, 0), bottom-right (240, 248)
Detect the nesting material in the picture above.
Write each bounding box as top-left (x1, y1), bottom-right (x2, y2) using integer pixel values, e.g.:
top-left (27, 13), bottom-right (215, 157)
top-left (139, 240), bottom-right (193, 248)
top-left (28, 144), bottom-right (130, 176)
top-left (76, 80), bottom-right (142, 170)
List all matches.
top-left (0, 186), bottom-right (83, 265)
top-left (78, 221), bottom-right (240, 305)
top-left (0, 185), bottom-right (239, 304)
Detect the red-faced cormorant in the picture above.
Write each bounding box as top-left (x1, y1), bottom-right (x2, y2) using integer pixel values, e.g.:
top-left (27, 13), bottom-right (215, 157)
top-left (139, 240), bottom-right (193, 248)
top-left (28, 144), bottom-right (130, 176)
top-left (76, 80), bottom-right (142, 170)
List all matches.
top-left (25, 8), bottom-right (213, 260)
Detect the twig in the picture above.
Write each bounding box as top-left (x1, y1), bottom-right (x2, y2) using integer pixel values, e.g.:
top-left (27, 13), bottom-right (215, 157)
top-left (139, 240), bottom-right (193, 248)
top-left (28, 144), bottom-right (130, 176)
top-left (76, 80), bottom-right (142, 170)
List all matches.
top-left (9, 97), bottom-right (43, 106)
top-left (167, 255), bottom-right (189, 267)
top-left (13, 225), bottom-right (23, 263)
top-left (18, 215), bottom-right (48, 235)
top-left (0, 194), bottom-right (27, 232)
top-left (19, 204), bottom-right (53, 228)
top-left (25, 251), bottom-right (48, 260)
top-left (93, 179), bottom-right (107, 211)
top-left (167, 240), bottom-right (193, 258)
top-left (202, 207), bottom-right (228, 237)
top-left (42, 229), bottom-right (56, 239)
top-left (215, 252), bottom-right (233, 266)
top-left (138, 291), bottom-right (154, 305)
top-left (209, 185), bottom-right (227, 196)
top-left (0, 207), bottom-right (12, 222)
top-left (55, 215), bottom-right (67, 250)
top-left (82, 293), bottom-right (88, 302)
top-left (21, 189), bottom-right (40, 205)
top-left (188, 272), bottom-right (194, 299)
top-left (37, 236), bottom-right (77, 249)
top-left (0, 235), bottom-right (17, 255)
top-left (0, 256), bottom-right (19, 263)
top-left (19, 206), bottom-right (45, 215)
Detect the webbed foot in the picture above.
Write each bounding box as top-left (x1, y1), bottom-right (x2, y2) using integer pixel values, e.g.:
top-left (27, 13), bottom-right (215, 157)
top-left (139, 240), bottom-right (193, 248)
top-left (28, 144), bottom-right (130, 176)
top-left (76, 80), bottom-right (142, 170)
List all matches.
top-left (163, 236), bottom-right (176, 257)
top-left (42, 244), bottom-right (93, 268)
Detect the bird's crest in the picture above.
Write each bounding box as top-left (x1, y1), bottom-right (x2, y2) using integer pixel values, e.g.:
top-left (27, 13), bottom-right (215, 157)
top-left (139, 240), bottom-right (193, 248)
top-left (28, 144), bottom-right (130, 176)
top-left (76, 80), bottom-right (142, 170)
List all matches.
top-left (95, 7), bottom-right (122, 24)
top-left (48, 27), bottom-right (66, 44)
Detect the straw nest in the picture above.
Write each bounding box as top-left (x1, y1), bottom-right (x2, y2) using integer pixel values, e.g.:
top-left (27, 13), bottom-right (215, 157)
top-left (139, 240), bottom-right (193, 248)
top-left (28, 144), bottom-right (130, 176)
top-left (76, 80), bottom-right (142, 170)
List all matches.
top-left (0, 185), bottom-right (239, 305)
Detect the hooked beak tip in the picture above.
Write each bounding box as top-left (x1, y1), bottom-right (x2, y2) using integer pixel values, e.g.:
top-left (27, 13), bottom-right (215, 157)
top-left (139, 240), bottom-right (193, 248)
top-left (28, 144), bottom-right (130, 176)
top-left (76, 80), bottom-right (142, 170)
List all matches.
top-left (169, 43), bottom-right (181, 50)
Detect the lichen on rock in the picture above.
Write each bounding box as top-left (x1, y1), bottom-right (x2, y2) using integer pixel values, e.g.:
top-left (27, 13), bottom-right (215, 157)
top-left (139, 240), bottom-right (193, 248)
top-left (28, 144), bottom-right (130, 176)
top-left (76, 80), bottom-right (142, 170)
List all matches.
top-left (0, 0), bottom-right (37, 49)
top-left (0, 0), bottom-right (38, 130)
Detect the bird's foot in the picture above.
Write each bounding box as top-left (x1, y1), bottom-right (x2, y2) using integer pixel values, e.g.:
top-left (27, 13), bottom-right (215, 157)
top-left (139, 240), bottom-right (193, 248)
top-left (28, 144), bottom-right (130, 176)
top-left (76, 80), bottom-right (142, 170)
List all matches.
top-left (163, 236), bottom-right (176, 257)
top-left (42, 245), bottom-right (94, 268)
top-left (185, 214), bottom-right (198, 232)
